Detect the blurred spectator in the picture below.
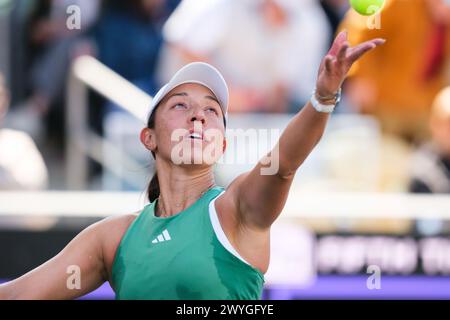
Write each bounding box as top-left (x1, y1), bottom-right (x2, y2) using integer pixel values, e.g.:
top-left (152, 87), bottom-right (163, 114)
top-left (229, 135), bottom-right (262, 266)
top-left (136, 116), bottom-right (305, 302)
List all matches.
top-left (320, 0), bottom-right (350, 46)
top-left (0, 73), bottom-right (48, 190)
top-left (158, 0), bottom-right (331, 113)
top-left (0, 74), bottom-right (8, 120)
top-left (94, 0), bottom-right (180, 103)
top-left (339, 0), bottom-right (450, 143)
top-left (5, 0), bottom-right (101, 140)
top-left (409, 86), bottom-right (450, 194)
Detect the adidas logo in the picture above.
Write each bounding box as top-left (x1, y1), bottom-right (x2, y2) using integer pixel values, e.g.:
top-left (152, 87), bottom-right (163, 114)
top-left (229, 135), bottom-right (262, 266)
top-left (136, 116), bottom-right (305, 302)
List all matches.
top-left (151, 229), bottom-right (171, 244)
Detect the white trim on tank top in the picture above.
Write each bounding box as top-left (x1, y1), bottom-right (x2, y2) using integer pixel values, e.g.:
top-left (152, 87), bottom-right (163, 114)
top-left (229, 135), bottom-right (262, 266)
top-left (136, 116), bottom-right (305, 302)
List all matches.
top-left (208, 191), bottom-right (251, 266)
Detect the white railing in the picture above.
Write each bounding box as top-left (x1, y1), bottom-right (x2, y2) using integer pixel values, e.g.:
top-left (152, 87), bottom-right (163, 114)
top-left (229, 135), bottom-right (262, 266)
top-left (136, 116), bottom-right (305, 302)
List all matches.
top-left (1, 191), bottom-right (449, 219)
top-left (65, 55), bottom-right (152, 189)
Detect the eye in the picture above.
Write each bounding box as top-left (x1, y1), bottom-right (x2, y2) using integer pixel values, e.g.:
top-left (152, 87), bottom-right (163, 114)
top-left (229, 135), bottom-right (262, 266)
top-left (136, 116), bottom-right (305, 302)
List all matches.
top-left (205, 106), bottom-right (218, 115)
top-left (173, 103), bottom-right (187, 109)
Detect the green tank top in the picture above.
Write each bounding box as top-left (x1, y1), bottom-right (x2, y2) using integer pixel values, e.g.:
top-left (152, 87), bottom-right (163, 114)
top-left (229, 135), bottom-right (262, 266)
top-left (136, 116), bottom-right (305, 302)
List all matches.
top-left (111, 186), bottom-right (265, 300)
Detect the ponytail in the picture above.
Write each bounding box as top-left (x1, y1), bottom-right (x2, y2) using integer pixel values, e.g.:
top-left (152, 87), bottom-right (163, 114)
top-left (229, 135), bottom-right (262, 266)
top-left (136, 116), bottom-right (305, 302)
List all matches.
top-left (147, 172), bottom-right (159, 203)
top-left (146, 103), bottom-right (159, 203)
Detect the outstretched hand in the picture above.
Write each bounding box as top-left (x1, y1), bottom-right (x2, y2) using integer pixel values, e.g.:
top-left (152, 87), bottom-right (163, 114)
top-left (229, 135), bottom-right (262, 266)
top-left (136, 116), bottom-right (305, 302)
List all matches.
top-left (316, 30), bottom-right (385, 98)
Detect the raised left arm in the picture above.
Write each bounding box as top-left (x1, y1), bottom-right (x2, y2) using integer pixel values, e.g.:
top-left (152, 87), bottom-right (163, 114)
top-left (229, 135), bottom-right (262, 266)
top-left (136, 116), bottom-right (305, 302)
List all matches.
top-left (226, 31), bottom-right (385, 230)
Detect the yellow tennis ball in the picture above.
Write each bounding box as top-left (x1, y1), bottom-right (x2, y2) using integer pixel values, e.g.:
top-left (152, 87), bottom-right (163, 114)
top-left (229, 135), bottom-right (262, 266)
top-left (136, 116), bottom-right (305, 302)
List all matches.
top-left (349, 0), bottom-right (385, 16)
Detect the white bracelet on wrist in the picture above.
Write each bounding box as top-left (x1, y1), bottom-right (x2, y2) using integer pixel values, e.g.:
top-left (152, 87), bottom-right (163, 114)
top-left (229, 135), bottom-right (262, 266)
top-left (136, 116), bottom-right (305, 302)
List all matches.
top-left (310, 88), bottom-right (342, 113)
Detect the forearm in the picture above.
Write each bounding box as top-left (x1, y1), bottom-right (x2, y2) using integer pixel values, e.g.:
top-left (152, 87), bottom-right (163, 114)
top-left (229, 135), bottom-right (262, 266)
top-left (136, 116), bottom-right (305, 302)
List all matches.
top-left (269, 30), bottom-right (386, 179)
top-left (0, 282), bottom-right (13, 300)
top-left (235, 31), bottom-right (385, 230)
top-left (0, 221), bottom-right (108, 300)
top-left (275, 101), bottom-right (330, 178)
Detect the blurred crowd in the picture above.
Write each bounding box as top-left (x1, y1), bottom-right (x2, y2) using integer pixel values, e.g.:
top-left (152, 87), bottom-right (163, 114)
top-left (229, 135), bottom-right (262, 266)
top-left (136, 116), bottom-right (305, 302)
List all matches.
top-left (0, 0), bottom-right (449, 194)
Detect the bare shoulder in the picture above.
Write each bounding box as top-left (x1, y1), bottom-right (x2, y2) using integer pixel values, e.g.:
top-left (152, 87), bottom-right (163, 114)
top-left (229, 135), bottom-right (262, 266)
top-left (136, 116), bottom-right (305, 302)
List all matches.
top-left (95, 212), bottom-right (140, 279)
top-left (97, 212), bottom-right (139, 247)
top-left (96, 213), bottom-right (139, 236)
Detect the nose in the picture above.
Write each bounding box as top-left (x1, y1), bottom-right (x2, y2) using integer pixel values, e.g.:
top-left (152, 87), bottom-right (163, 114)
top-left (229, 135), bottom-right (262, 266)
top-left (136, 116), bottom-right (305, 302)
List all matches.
top-left (190, 107), bottom-right (206, 125)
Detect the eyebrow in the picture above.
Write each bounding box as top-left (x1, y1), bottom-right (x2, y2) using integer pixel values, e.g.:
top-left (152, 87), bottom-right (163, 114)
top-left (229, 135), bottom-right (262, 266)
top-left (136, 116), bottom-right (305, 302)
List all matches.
top-left (205, 95), bottom-right (220, 106)
top-left (167, 92), bottom-right (188, 100)
top-left (166, 92), bottom-right (220, 106)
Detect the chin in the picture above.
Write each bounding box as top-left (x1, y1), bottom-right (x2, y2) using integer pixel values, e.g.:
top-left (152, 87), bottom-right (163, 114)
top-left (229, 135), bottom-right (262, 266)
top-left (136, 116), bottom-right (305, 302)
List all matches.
top-left (190, 152), bottom-right (220, 166)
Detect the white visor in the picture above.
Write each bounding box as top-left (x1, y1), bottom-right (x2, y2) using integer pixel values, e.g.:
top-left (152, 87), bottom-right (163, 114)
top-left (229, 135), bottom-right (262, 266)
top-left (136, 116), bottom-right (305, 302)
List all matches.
top-left (147, 62), bottom-right (229, 123)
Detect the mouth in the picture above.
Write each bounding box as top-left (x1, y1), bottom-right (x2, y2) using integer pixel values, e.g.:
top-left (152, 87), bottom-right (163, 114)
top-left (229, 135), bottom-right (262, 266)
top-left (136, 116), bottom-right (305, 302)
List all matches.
top-left (188, 132), bottom-right (203, 140)
top-left (188, 128), bottom-right (204, 140)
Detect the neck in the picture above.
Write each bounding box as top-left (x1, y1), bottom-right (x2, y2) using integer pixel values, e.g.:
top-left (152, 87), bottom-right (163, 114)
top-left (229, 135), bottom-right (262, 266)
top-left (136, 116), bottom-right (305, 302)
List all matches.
top-left (154, 160), bottom-right (216, 218)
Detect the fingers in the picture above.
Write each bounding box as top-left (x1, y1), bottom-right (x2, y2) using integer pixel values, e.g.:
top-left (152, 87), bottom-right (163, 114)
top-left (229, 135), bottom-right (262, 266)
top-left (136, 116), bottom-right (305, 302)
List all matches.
top-left (324, 55), bottom-right (334, 73)
top-left (361, 38), bottom-right (385, 49)
top-left (347, 38), bottom-right (386, 63)
top-left (347, 43), bottom-right (375, 62)
top-left (322, 36), bottom-right (385, 74)
top-left (337, 41), bottom-right (349, 63)
top-left (328, 30), bottom-right (348, 56)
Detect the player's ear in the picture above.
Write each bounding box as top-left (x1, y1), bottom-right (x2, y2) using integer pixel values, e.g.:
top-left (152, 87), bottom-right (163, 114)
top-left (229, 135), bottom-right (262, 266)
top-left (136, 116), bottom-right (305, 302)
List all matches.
top-left (140, 127), bottom-right (157, 152)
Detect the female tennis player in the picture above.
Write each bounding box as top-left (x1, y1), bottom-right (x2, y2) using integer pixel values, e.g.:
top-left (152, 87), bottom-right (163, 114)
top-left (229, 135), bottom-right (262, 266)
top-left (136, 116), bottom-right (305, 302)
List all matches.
top-left (0, 31), bottom-right (384, 300)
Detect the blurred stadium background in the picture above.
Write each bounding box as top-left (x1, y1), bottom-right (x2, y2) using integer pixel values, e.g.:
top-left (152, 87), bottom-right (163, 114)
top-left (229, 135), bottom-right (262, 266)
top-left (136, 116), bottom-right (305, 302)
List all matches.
top-left (0, 0), bottom-right (450, 299)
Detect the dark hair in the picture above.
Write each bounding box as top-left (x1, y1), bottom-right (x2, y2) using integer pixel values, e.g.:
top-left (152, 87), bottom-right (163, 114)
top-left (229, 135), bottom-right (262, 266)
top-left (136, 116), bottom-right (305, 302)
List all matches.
top-left (145, 97), bottom-right (227, 203)
top-left (146, 105), bottom-right (159, 203)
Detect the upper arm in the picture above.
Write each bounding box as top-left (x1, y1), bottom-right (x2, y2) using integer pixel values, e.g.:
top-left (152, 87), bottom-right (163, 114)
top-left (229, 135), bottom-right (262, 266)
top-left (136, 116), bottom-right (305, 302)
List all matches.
top-left (0, 217), bottom-right (116, 300)
top-left (222, 160), bottom-right (295, 231)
